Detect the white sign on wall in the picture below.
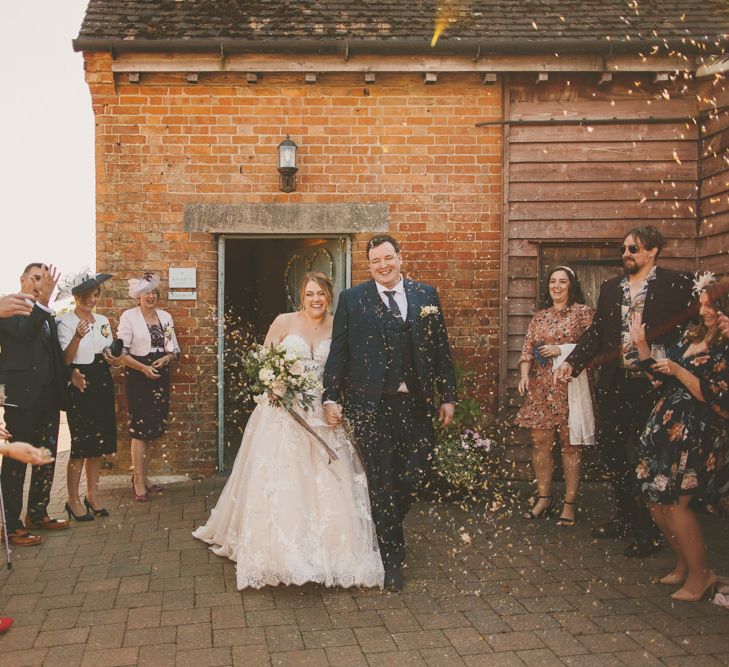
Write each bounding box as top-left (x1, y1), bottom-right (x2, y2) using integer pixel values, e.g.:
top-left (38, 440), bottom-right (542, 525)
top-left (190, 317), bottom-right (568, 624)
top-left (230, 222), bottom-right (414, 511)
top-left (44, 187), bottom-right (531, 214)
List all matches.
top-left (168, 268), bottom-right (197, 289)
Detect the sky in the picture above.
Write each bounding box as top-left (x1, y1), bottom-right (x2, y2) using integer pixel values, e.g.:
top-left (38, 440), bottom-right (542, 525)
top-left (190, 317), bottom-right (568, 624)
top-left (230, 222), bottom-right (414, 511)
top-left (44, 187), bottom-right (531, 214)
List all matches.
top-left (1, 1), bottom-right (94, 295)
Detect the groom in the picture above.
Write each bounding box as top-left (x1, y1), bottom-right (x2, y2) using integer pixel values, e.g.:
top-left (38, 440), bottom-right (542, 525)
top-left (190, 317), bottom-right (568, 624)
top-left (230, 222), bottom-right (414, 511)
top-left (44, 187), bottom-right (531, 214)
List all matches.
top-left (323, 234), bottom-right (457, 591)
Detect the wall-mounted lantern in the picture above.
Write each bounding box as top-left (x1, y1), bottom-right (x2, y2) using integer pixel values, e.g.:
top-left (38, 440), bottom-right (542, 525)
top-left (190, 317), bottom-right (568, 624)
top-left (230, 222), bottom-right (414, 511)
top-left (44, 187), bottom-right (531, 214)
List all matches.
top-left (278, 136), bottom-right (298, 192)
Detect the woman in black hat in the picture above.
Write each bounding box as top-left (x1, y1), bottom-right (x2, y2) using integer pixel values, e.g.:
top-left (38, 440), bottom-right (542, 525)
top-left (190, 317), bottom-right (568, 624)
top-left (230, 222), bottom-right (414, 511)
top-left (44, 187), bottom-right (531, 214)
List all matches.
top-left (57, 270), bottom-right (119, 520)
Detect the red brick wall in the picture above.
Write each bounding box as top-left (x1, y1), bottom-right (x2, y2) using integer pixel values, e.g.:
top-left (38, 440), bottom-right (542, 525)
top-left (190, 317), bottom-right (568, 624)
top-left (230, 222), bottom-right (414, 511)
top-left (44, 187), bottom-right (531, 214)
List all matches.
top-left (84, 53), bottom-right (503, 476)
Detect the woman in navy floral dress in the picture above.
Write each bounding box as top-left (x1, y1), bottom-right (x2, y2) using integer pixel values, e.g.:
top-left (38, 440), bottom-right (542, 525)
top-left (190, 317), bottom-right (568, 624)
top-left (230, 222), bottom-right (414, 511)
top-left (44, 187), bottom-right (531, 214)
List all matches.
top-left (630, 275), bottom-right (729, 602)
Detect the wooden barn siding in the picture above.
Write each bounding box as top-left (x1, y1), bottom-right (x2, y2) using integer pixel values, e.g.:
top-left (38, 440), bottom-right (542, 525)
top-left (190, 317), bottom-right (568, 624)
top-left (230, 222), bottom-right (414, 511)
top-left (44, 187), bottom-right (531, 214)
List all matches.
top-left (699, 85), bottom-right (729, 275)
top-left (501, 73), bottom-right (700, 475)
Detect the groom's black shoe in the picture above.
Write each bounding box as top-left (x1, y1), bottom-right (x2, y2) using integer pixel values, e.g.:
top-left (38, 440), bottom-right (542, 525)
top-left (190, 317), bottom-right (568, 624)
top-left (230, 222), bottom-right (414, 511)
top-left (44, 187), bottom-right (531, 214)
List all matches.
top-left (384, 567), bottom-right (404, 593)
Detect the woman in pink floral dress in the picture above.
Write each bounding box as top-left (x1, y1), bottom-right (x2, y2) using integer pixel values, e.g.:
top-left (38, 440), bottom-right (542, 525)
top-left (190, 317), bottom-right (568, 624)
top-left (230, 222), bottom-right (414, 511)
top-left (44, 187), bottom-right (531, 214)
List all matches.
top-left (516, 267), bottom-right (594, 524)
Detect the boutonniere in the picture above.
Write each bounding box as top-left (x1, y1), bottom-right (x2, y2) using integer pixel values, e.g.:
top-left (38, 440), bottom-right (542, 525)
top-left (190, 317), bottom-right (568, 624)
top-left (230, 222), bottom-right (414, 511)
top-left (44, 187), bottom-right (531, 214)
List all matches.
top-left (163, 323), bottom-right (174, 340)
top-left (100, 323), bottom-right (111, 338)
top-left (420, 305), bottom-right (439, 318)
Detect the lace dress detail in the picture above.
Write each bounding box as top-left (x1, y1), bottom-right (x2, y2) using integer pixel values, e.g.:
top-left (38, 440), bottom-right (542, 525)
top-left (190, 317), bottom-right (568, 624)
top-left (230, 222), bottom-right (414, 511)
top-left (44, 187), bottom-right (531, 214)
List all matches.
top-left (192, 334), bottom-right (384, 589)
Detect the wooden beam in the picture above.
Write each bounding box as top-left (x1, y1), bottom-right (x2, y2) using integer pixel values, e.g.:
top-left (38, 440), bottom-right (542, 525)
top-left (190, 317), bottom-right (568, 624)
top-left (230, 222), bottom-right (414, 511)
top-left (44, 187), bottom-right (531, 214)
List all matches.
top-left (482, 73), bottom-right (497, 85)
top-left (364, 71), bottom-right (376, 83)
top-left (599, 72), bottom-right (613, 85)
top-left (246, 72), bottom-right (258, 84)
top-left (424, 72), bottom-right (437, 85)
top-left (186, 72), bottom-right (199, 83)
top-left (109, 52), bottom-right (693, 74)
top-left (536, 72), bottom-right (549, 84)
top-left (305, 72), bottom-right (317, 84)
top-left (127, 72), bottom-right (140, 83)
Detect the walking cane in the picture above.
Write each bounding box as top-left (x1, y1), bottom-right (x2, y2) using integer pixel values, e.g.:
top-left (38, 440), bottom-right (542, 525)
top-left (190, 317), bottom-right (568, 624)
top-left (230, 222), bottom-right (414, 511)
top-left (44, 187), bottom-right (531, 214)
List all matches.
top-left (0, 484), bottom-right (11, 569)
top-left (0, 386), bottom-right (17, 569)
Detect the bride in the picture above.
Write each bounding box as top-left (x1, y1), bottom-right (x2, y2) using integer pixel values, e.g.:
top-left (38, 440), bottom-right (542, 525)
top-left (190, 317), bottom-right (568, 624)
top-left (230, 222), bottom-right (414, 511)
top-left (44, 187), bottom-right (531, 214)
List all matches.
top-left (193, 272), bottom-right (384, 590)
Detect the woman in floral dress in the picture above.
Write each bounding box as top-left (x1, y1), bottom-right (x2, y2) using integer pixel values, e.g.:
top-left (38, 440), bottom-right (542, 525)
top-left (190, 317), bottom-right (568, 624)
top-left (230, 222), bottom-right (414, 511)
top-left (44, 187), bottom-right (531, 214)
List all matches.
top-left (630, 274), bottom-right (729, 602)
top-left (516, 266), bottom-right (594, 525)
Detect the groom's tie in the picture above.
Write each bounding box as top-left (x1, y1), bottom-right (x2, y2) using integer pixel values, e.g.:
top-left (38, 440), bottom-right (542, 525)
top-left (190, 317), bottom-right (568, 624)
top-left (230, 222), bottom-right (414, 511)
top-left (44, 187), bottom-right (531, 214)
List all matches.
top-left (383, 290), bottom-right (403, 320)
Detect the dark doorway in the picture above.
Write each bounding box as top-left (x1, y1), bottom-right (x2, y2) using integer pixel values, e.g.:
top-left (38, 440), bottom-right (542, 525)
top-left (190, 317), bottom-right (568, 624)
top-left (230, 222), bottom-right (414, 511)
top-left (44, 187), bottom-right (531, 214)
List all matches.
top-left (221, 236), bottom-right (348, 470)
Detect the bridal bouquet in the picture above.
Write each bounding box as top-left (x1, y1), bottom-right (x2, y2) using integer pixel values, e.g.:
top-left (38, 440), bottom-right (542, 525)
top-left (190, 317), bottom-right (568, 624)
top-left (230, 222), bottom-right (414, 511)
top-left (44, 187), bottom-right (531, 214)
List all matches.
top-left (245, 344), bottom-right (320, 411)
top-left (246, 343), bottom-right (338, 463)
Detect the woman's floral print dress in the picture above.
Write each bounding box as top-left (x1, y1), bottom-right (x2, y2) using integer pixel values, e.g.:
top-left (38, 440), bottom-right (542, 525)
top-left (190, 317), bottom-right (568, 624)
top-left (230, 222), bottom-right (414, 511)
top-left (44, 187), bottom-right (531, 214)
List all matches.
top-left (515, 304), bottom-right (594, 430)
top-left (636, 332), bottom-right (729, 507)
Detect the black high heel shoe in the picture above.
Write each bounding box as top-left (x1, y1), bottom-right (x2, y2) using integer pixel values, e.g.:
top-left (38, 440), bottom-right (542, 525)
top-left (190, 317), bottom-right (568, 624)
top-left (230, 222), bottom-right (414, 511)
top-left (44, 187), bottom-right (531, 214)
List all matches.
top-left (84, 497), bottom-right (109, 517)
top-left (557, 500), bottom-right (577, 527)
top-left (65, 501), bottom-right (94, 522)
top-left (523, 495), bottom-right (554, 520)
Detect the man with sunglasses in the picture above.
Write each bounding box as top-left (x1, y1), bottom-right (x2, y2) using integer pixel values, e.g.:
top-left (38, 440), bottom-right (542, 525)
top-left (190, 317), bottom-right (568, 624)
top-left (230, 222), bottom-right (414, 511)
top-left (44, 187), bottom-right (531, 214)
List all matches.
top-left (555, 225), bottom-right (694, 557)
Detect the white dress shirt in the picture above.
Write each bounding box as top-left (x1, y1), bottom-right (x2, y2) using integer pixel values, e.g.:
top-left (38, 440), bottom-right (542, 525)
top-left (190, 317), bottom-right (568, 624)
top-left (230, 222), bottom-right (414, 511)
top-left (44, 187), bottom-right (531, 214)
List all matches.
top-left (375, 278), bottom-right (408, 321)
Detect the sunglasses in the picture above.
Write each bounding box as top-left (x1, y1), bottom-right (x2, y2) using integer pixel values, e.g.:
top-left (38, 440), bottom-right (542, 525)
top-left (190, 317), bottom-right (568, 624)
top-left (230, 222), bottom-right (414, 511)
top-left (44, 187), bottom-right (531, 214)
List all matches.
top-left (620, 244), bottom-right (641, 255)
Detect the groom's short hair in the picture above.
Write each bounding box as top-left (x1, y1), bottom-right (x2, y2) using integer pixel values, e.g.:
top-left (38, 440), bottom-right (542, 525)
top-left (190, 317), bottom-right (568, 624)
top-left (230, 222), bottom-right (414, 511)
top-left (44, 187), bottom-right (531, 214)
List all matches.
top-left (366, 234), bottom-right (400, 258)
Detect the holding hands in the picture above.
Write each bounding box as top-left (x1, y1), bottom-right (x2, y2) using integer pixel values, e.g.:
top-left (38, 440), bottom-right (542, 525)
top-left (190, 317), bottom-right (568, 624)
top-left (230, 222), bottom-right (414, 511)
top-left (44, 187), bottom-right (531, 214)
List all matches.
top-left (554, 361), bottom-right (573, 384)
top-left (323, 402), bottom-right (343, 427)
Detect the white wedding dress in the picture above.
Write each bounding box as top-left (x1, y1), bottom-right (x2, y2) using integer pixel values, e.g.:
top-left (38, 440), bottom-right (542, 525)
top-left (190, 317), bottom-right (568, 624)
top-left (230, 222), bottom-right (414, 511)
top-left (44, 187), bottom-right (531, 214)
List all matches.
top-left (192, 334), bottom-right (384, 590)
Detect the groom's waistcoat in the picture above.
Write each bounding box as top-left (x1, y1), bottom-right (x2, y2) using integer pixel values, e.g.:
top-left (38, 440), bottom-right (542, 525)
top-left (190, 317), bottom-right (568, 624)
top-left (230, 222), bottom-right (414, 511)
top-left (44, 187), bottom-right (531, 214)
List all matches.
top-left (381, 310), bottom-right (420, 395)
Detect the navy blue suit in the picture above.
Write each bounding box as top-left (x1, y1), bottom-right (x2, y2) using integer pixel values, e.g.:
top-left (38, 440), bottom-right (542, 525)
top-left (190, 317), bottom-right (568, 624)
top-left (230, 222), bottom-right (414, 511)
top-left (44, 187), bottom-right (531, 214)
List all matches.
top-left (0, 304), bottom-right (68, 531)
top-left (323, 278), bottom-right (456, 569)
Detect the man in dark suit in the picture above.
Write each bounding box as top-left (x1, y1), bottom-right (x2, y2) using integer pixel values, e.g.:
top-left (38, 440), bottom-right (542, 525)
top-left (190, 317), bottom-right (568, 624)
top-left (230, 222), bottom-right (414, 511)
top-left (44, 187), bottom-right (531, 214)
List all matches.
top-left (323, 235), bottom-right (457, 591)
top-left (0, 263), bottom-right (70, 546)
top-left (556, 226), bottom-right (695, 557)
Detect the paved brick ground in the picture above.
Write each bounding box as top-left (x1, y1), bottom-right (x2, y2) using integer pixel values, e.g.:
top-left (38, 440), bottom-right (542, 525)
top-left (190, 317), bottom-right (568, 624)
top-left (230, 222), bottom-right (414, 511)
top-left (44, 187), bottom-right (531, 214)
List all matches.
top-left (1, 453), bottom-right (728, 666)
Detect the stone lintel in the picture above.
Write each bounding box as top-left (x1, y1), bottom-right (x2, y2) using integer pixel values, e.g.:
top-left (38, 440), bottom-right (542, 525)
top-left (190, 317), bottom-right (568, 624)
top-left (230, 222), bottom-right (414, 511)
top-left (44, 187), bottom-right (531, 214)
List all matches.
top-left (183, 203), bottom-right (388, 235)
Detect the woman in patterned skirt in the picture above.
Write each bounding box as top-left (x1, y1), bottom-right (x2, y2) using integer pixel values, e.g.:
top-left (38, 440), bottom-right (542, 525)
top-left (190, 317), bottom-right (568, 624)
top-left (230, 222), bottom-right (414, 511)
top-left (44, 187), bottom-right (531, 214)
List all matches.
top-left (516, 266), bottom-right (595, 525)
top-left (118, 273), bottom-right (180, 502)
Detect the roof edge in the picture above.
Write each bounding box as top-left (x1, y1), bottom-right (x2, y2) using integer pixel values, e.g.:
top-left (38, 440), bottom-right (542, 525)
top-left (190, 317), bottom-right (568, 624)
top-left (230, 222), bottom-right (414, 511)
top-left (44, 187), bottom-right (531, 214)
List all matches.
top-left (72, 36), bottom-right (729, 58)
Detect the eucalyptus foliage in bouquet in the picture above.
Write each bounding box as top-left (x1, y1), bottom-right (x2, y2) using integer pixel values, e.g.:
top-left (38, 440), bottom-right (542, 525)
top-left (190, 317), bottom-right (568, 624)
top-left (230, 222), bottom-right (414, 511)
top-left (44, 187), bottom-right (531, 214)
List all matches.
top-left (245, 343), bottom-right (320, 411)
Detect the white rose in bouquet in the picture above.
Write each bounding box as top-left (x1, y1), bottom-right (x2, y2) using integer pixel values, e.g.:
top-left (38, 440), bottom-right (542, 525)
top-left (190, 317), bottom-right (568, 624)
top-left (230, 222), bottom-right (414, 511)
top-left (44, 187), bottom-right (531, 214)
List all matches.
top-left (259, 367), bottom-right (275, 384)
top-left (272, 381), bottom-right (286, 397)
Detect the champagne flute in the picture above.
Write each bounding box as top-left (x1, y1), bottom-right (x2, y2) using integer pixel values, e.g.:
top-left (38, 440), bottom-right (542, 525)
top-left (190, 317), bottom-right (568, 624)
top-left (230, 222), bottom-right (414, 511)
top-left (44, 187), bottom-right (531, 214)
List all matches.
top-left (650, 344), bottom-right (666, 361)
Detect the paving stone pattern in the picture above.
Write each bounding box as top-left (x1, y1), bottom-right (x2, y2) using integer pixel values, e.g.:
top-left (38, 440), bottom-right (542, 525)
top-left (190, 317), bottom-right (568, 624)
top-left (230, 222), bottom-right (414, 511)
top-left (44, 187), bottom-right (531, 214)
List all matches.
top-left (1, 455), bottom-right (728, 666)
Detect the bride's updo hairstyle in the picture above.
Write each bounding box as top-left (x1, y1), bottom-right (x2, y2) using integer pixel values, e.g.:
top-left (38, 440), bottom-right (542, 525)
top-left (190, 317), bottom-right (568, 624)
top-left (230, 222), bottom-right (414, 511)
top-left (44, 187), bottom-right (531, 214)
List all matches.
top-left (298, 271), bottom-right (334, 310)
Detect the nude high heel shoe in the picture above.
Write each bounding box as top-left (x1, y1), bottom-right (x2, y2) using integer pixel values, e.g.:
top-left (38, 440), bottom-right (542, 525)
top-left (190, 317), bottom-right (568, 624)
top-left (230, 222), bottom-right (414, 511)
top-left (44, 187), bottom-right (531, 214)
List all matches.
top-left (670, 573), bottom-right (717, 602)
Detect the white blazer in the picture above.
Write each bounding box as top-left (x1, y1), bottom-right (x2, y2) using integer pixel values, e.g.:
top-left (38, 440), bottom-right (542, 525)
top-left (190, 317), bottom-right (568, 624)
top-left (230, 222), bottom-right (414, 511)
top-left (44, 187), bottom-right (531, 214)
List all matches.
top-left (117, 307), bottom-right (180, 357)
top-left (57, 311), bottom-right (114, 364)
